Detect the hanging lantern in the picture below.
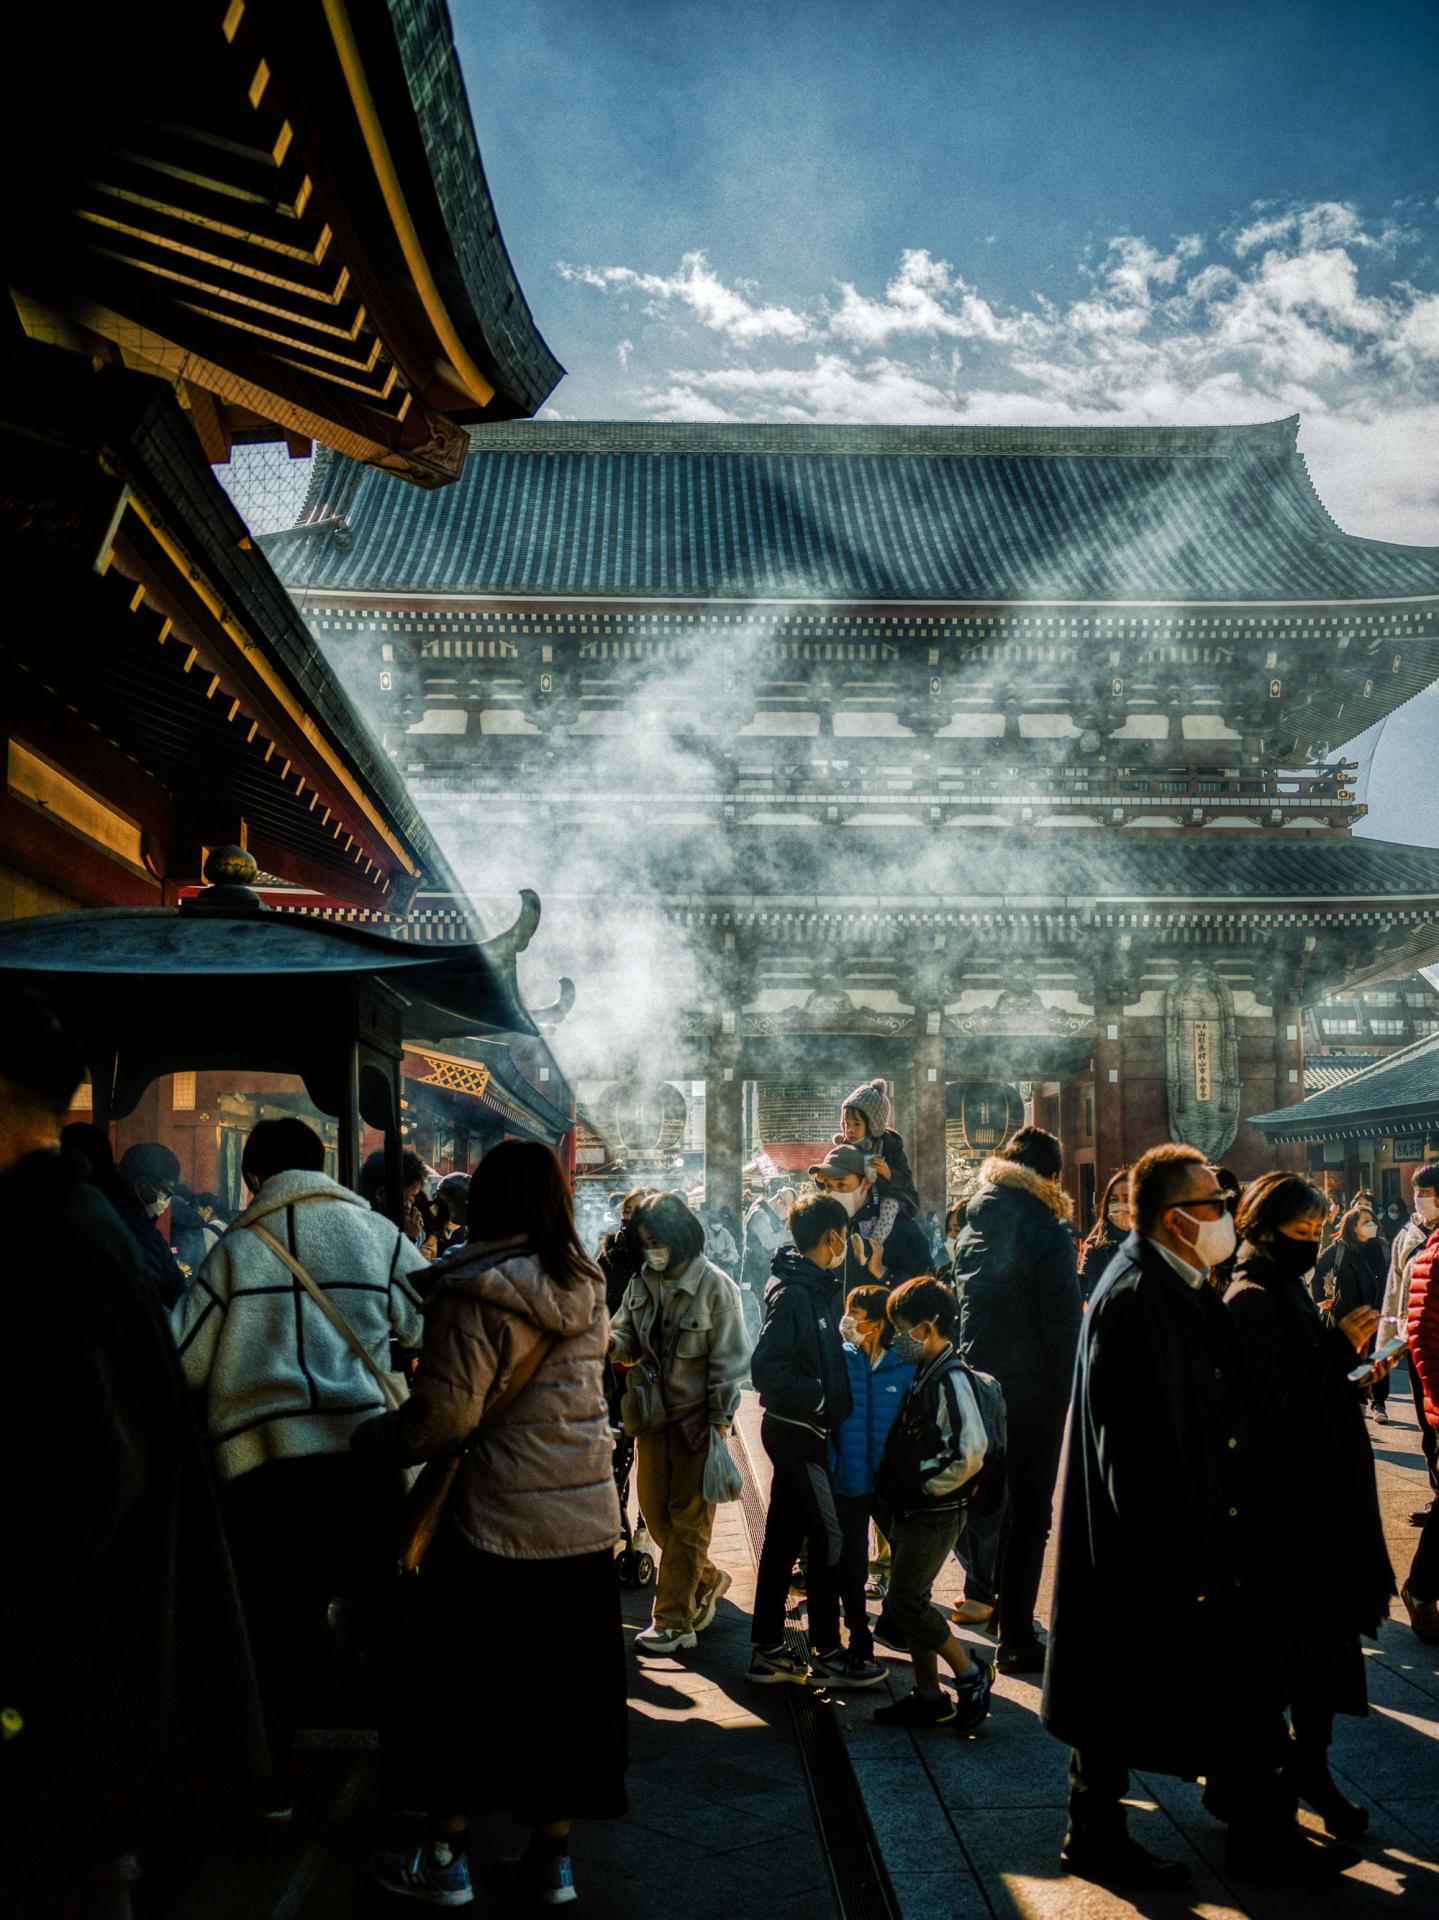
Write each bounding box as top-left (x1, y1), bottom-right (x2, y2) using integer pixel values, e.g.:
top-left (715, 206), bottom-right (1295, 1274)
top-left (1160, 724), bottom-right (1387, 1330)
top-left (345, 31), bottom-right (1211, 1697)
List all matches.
top-left (955, 1082), bottom-right (1023, 1155)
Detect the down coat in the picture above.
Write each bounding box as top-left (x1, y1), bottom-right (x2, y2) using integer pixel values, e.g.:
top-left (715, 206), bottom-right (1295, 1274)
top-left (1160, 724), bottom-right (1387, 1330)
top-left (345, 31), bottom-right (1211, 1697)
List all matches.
top-left (952, 1156), bottom-right (1081, 1418)
top-left (1408, 1228), bottom-right (1439, 1430)
top-left (830, 1342), bottom-right (916, 1497)
top-left (353, 1235), bottom-right (620, 1560)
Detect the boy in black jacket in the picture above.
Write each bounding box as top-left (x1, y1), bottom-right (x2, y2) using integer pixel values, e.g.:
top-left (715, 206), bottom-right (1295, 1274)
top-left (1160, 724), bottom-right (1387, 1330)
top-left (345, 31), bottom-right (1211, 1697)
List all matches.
top-left (872, 1278), bottom-right (995, 1732)
top-left (749, 1195), bottom-right (885, 1686)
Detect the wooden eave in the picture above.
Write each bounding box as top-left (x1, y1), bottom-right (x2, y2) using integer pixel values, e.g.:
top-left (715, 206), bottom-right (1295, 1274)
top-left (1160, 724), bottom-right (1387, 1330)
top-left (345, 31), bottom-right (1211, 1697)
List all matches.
top-left (7, 0), bottom-right (561, 487)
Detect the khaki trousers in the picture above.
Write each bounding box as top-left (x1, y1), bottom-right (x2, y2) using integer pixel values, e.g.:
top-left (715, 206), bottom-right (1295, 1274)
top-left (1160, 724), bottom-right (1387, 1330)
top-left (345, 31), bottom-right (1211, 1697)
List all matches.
top-left (636, 1422), bottom-right (720, 1629)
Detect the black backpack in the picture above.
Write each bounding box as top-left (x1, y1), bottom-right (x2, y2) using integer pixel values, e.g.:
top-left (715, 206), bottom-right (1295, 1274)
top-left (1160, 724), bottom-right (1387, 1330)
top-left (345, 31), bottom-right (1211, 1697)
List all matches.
top-left (958, 1361), bottom-right (1008, 1518)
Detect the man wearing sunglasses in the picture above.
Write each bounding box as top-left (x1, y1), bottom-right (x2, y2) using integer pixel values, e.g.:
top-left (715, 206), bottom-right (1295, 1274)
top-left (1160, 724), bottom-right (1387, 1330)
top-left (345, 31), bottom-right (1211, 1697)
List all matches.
top-left (1043, 1144), bottom-right (1357, 1889)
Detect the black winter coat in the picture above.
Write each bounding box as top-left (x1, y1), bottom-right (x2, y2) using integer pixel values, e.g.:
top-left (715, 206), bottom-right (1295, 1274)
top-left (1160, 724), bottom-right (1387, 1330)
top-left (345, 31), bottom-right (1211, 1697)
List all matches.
top-left (1225, 1247), bottom-right (1392, 1652)
top-left (953, 1157), bottom-right (1081, 1418)
top-left (598, 1220), bottom-right (644, 1317)
top-left (0, 1151), bottom-right (267, 1880)
top-left (1042, 1232), bottom-right (1255, 1776)
top-left (1314, 1237), bottom-right (1387, 1321)
top-left (1078, 1229), bottom-right (1123, 1303)
top-left (753, 1246), bottom-right (853, 1433)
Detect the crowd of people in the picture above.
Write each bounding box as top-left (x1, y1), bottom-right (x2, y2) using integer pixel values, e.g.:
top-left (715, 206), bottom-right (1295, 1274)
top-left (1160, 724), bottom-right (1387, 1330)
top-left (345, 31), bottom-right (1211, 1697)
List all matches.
top-left (4, 1006), bottom-right (1437, 1913)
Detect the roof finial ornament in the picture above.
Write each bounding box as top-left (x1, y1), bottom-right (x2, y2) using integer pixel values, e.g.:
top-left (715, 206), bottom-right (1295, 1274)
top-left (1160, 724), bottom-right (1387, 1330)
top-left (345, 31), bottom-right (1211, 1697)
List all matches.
top-left (479, 888), bottom-right (541, 968)
top-left (180, 844), bottom-right (267, 918)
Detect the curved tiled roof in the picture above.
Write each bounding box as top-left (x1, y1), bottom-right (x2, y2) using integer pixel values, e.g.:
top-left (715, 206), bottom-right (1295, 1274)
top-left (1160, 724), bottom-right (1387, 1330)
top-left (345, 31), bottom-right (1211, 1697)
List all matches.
top-left (635, 830), bottom-right (1439, 904)
top-left (267, 418), bottom-right (1439, 603)
top-left (1250, 1031), bottom-right (1439, 1139)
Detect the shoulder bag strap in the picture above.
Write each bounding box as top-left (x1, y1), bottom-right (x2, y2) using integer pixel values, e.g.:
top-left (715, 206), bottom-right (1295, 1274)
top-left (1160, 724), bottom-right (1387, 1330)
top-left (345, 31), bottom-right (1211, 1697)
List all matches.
top-left (482, 1323), bottom-right (558, 1424)
top-left (245, 1218), bottom-right (407, 1413)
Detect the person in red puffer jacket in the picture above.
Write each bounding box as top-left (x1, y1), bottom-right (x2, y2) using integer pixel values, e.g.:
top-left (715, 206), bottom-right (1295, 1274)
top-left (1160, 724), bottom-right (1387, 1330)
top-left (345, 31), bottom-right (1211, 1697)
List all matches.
top-left (1403, 1227), bottom-right (1439, 1643)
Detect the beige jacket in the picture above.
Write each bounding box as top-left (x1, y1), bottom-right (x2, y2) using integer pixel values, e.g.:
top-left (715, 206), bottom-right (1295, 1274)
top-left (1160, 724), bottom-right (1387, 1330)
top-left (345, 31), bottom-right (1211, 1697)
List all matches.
top-left (609, 1254), bottom-right (750, 1426)
top-left (355, 1235), bottom-right (620, 1560)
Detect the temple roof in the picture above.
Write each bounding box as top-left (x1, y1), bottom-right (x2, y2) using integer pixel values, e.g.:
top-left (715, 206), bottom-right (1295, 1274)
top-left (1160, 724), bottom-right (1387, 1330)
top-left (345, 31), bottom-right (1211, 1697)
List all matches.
top-left (1249, 1031), bottom-right (1439, 1141)
top-left (266, 418), bottom-right (1439, 602)
top-left (640, 829), bottom-right (1439, 906)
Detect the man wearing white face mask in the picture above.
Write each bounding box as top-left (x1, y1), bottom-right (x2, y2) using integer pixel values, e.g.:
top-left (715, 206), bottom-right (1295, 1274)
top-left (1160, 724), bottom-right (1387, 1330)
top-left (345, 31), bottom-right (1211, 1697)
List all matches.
top-left (1044, 1144), bottom-right (1330, 1889)
top-left (1380, 1164), bottom-right (1439, 1513)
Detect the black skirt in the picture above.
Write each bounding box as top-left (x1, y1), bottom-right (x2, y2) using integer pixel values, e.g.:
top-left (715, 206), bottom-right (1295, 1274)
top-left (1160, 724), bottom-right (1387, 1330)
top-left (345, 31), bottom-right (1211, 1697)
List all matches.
top-left (419, 1528), bottom-right (628, 1823)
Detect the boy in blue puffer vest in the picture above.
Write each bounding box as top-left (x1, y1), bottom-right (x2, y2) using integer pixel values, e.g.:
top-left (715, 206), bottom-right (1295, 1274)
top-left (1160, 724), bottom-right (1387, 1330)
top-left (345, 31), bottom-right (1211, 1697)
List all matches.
top-left (808, 1286), bottom-right (916, 1683)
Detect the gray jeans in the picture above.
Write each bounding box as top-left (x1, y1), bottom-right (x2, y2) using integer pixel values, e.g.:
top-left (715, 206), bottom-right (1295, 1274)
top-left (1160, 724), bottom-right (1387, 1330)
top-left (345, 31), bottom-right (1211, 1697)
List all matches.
top-left (885, 1507), bottom-right (963, 1652)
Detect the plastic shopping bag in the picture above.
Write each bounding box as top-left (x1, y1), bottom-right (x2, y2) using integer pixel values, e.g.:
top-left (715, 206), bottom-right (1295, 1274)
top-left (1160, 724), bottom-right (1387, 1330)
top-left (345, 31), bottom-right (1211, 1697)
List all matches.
top-left (702, 1427), bottom-right (744, 1504)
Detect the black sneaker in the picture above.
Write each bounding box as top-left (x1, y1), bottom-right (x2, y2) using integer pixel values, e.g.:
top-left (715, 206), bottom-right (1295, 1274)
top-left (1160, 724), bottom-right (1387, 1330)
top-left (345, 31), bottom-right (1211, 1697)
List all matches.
top-left (953, 1658), bottom-right (995, 1732)
top-left (808, 1646), bottom-right (888, 1689)
top-left (1061, 1831), bottom-right (1190, 1888)
top-left (873, 1689), bottom-right (956, 1728)
top-left (748, 1643), bottom-right (811, 1686)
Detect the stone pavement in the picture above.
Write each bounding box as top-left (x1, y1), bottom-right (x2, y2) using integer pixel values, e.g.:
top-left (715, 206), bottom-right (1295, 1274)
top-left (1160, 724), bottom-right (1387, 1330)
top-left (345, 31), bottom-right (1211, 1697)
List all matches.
top-left (785, 1374), bottom-right (1439, 1920)
top-left (153, 1375), bottom-right (1439, 1919)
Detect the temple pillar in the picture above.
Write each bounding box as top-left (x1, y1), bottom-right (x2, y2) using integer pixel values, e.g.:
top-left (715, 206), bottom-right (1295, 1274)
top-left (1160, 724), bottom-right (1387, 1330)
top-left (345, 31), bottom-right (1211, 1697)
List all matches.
top-left (912, 1020), bottom-right (946, 1213)
top-left (1088, 950), bottom-right (1129, 1188)
top-left (705, 1046), bottom-right (744, 1219)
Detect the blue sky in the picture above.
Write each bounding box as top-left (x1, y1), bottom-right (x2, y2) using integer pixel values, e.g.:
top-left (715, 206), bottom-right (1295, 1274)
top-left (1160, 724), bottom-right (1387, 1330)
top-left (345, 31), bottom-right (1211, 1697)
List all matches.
top-left (450, 0), bottom-right (1438, 841)
top-left (460, 0), bottom-right (1437, 539)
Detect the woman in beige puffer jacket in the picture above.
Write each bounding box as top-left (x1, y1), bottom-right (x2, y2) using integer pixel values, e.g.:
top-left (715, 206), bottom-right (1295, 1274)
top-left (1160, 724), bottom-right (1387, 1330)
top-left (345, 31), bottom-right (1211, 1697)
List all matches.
top-left (353, 1141), bottom-right (625, 1909)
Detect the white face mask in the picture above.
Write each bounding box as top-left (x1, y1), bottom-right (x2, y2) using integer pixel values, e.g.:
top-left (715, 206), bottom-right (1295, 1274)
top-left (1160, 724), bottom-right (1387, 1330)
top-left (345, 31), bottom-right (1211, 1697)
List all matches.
top-left (644, 1246), bottom-right (670, 1272)
top-left (1357, 1221), bottom-right (1379, 1241)
top-left (1173, 1207), bottom-right (1237, 1269)
top-left (833, 1186), bottom-right (866, 1218)
top-left (1416, 1194), bottom-right (1439, 1225)
top-left (839, 1314), bottom-right (859, 1341)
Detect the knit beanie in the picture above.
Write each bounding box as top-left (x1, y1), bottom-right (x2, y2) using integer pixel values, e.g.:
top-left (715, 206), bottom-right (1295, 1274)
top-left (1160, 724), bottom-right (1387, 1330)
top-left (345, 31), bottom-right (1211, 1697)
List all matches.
top-left (841, 1079), bottom-right (892, 1136)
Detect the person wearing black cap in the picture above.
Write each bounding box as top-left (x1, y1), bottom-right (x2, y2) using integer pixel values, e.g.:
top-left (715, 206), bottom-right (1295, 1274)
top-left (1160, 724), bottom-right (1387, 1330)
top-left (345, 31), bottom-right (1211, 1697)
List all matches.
top-left (810, 1145), bottom-right (933, 1292)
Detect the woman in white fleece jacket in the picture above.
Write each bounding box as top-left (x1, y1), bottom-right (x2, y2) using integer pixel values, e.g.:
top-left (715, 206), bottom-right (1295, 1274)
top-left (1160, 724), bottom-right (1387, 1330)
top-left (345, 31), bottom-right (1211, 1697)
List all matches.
top-left (172, 1116), bottom-right (427, 1812)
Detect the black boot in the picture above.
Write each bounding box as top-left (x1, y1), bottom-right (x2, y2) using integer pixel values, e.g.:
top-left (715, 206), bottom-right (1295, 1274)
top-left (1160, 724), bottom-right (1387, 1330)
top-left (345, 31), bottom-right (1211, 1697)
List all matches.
top-left (1286, 1747), bottom-right (1368, 1839)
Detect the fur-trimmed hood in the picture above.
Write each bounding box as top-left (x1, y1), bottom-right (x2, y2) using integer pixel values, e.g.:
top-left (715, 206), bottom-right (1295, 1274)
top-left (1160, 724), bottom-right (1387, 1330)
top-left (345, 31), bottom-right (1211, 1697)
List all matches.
top-left (978, 1155), bottom-right (1074, 1223)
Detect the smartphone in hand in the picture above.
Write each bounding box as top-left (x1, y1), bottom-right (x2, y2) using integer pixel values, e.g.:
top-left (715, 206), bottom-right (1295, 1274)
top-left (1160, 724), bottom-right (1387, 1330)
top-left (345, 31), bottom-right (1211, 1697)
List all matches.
top-left (1348, 1335), bottom-right (1407, 1387)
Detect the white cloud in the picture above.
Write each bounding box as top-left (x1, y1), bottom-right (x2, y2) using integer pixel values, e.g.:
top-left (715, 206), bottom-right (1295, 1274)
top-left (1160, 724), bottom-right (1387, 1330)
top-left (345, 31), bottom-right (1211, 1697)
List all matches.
top-left (644, 352), bottom-right (964, 424)
top-left (617, 338), bottom-right (633, 367)
top-left (828, 248), bottom-right (1015, 345)
top-left (558, 200), bottom-right (1439, 542)
top-left (1234, 200), bottom-right (1367, 256)
top-left (556, 250), bottom-right (811, 343)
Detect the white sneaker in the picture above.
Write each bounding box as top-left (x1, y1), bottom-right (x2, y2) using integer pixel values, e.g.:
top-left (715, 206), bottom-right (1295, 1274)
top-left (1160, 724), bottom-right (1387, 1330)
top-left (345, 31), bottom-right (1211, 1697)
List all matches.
top-left (692, 1570), bottom-right (733, 1632)
top-left (635, 1623), bottom-right (697, 1654)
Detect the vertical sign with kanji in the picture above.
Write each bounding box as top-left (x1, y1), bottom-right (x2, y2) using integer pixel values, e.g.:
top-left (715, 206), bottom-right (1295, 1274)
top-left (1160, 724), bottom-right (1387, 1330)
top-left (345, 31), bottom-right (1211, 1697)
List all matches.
top-left (1193, 1020), bottom-right (1214, 1104)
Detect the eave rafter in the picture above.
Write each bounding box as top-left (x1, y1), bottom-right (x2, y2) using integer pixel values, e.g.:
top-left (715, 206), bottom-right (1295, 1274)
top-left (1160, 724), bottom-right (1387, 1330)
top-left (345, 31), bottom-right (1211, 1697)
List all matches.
top-left (8, 0), bottom-right (561, 486)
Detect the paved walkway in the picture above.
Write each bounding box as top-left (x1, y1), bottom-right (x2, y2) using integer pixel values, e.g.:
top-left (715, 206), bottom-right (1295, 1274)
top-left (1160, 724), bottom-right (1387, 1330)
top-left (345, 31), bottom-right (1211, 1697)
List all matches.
top-left (155, 1378), bottom-right (1439, 1918)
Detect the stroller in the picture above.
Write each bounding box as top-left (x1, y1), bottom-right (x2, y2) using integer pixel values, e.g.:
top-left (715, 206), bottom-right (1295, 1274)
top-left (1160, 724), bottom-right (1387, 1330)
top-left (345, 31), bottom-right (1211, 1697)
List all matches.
top-left (611, 1421), bottom-right (656, 1590)
top-left (607, 1357), bottom-right (655, 1590)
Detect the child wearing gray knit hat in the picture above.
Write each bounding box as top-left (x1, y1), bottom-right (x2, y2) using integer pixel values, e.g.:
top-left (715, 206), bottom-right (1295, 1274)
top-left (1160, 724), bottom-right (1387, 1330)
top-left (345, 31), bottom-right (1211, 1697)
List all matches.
top-left (833, 1079), bottom-right (919, 1248)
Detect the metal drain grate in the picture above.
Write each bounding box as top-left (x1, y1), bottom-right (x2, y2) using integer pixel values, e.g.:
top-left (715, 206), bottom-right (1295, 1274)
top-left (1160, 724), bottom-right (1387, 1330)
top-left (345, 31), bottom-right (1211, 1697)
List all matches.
top-left (733, 1422), bottom-right (902, 1920)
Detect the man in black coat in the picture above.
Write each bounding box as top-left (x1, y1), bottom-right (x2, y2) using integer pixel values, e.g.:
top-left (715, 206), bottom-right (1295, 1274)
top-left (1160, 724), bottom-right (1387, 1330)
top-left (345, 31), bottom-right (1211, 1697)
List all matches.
top-left (0, 990), bottom-right (267, 1919)
top-left (952, 1127), bottom-right (1081, 1672)
top-left (1043, 1144), bottom-right (1357, 1889)
top-left (748, 1193), bottom-right (855, 1685)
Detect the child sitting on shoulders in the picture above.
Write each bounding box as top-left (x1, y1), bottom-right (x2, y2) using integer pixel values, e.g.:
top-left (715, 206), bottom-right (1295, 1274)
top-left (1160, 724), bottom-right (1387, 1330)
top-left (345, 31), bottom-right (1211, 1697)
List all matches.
top-left (834, 1079), bottom-right (918, 1248)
